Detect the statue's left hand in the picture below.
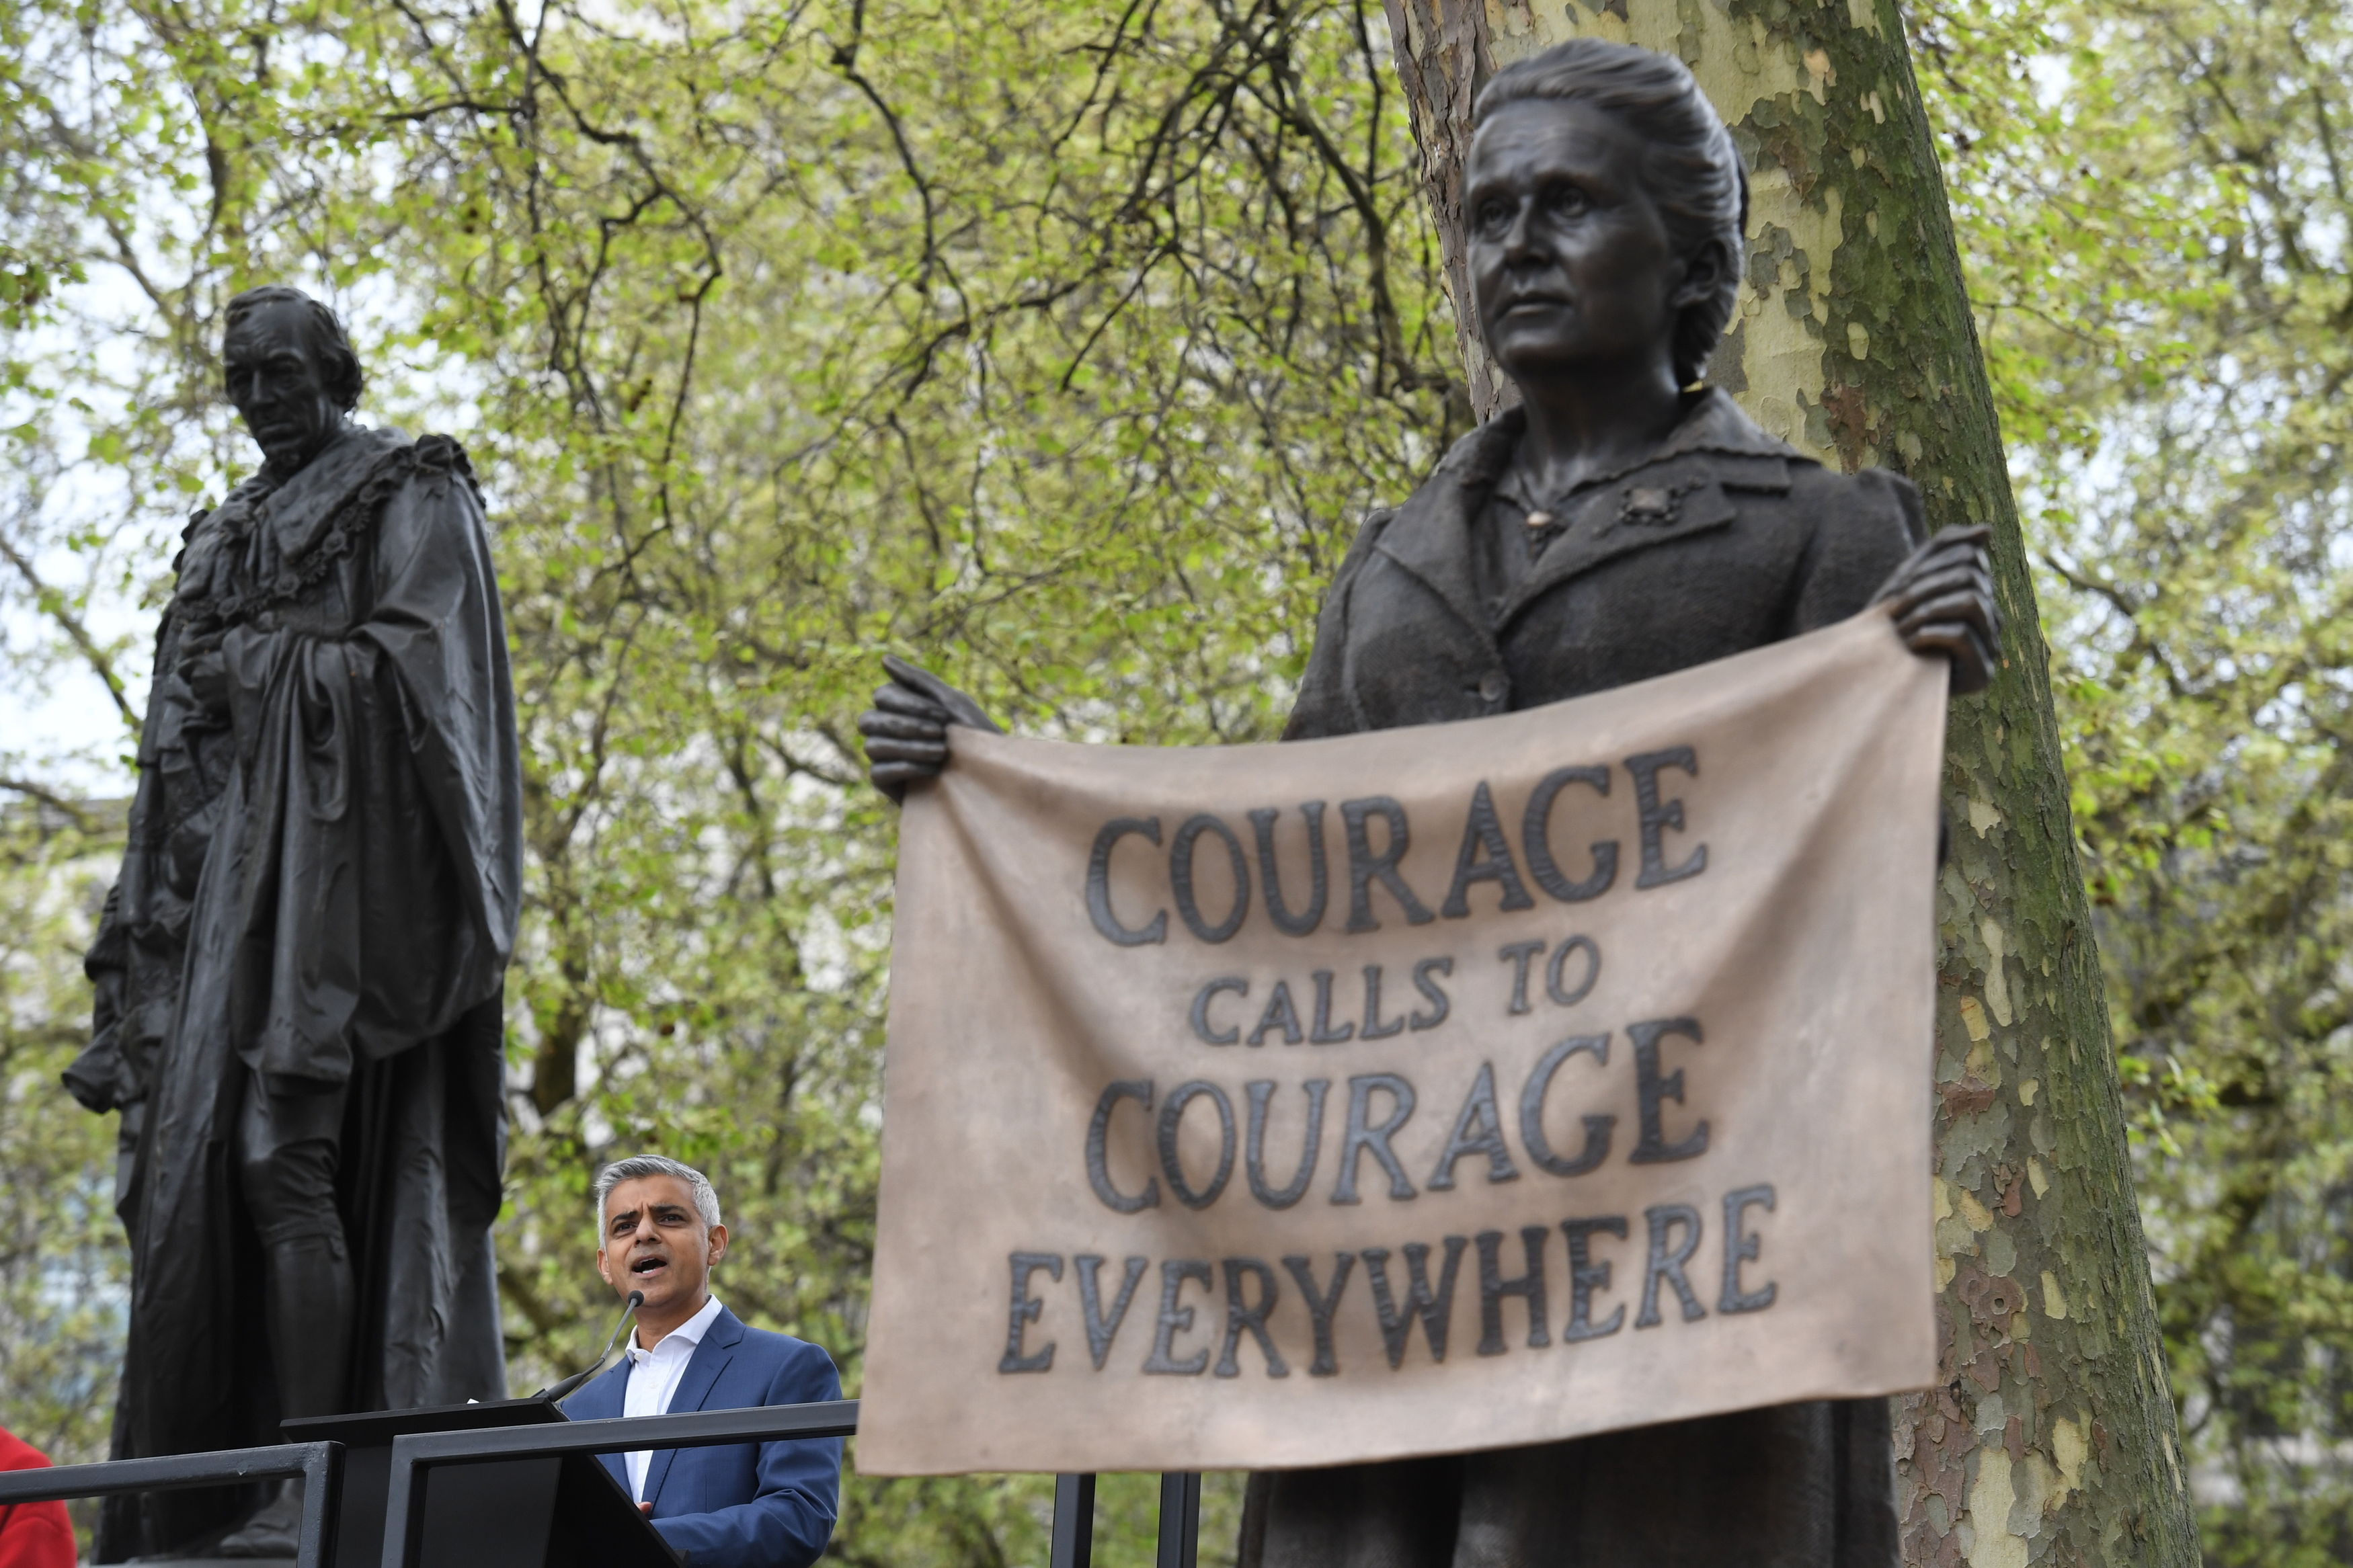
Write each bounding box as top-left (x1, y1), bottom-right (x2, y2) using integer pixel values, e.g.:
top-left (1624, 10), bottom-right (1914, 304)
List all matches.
top-left (1874, 524), bottom-right (2001, 696)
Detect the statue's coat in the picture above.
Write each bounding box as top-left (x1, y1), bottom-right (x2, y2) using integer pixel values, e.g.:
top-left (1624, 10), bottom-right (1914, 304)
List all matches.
top-left (1246, 389), bottom-right (1921, 1568)
top-left (1285, 390), bottom-right (1925, 739)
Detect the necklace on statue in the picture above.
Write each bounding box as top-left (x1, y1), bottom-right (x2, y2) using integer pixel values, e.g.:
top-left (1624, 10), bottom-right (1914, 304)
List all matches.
top-left (1504, 469), bottom-right (1574, 548)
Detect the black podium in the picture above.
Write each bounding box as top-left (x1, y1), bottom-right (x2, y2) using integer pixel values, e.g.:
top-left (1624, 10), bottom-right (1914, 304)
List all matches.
top-left (285, 1399), bottom-right (680, 1568)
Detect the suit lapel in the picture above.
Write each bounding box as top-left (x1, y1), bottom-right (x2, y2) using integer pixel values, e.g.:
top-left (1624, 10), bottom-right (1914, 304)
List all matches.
top-left (642, 1308), bottom-right (745, 1511)
top-left (1497, 440), bottom-right (1795, 628)
top-left (1497, 468), bottom-right (1742, 628)
top-left (1466, 390), bottom-right (1796, 627)
top-left (1369, 400), bottom-right (1802, 641)
top-left (1369, 410), bottom-right (1522, 646)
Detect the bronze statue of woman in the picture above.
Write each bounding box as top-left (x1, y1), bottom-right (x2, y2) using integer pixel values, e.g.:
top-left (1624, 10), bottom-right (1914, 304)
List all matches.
top-left (861, 37), bottom-right (1997, 1568)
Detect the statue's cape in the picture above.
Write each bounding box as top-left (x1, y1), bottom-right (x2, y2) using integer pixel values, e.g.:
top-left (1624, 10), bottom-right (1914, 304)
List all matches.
top-left (67, 470), bottom-right (272, 1117)
top-left (214, 425), bottom-right (524, 1080)
top-left (98, 427), bottom-right (514, 1558)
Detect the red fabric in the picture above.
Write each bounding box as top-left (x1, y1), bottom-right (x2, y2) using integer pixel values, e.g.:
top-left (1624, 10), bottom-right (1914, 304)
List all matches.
top-left (0, 1428), bottom-right (76, 1568)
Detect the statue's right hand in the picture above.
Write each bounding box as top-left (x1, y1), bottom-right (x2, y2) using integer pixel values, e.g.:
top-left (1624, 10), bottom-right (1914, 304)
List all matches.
top-left (859, 655), bottom-right (1003, 804)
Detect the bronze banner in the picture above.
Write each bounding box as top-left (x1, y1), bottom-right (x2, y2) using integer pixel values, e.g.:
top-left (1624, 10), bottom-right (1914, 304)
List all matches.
top-left (859, 609), bottom-right (1944, 1475)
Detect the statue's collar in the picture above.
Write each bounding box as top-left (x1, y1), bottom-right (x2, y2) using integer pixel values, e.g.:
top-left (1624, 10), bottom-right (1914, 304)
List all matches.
top-left (239, 424), bottom-right (407, 565)
top-left (1367, 387), bottom-right (1802, 646)
top-left (257, 425), bottom-right (408, 525)
top-left (1439, 386), bottom-right (1800, 492)
top-left (206, 425), bottom-right (411, 620)
top-left (212, 424), bottom-right (404, 535)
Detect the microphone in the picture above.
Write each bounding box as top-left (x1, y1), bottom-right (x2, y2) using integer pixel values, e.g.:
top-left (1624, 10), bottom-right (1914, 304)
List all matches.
top-left (535, 1290), bottom-right (645, 1403)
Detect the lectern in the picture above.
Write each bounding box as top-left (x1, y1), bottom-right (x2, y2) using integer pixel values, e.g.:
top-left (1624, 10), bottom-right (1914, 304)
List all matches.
top-left (285, 1399), bottom-right (678, 1568)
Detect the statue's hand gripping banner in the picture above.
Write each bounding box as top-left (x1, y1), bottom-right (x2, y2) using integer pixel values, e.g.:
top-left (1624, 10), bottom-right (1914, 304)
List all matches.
top-left (859, 610), bottom-right (1946, 1475)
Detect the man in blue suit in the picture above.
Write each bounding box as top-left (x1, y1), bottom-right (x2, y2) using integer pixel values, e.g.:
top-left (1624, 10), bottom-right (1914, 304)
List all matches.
top-left (565, 1155), bottom-right (842, 1568)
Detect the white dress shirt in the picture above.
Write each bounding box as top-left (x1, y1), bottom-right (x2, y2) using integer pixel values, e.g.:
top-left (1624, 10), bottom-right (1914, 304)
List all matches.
top-left (622, 1292), bottom-right (725, 1502)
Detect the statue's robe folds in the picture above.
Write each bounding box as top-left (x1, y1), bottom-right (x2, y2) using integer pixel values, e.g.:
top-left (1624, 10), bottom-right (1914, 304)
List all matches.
top-left (1242, 390), bottom-right (1921, 1568)
top-left (77, 426), bottom-right (522, 1560)
top-left (73, 493), bottom-right (245, 1219)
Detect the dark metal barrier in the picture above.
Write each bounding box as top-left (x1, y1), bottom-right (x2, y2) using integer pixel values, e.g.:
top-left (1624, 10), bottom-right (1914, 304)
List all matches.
top-left (378, 1400), bottom-right (1199, 1568)
top-left (1156, 1473), bottom-right (1201, 1568)
top-left (0, 1403), bottom-right (1203, 1568)
top-left (0, 1440), bottom-right (343, 1567)
top-left (1052, 1471), bottom-right (1196, 1568)
top-left (1051, 1473), bottom-right (1097, 1568)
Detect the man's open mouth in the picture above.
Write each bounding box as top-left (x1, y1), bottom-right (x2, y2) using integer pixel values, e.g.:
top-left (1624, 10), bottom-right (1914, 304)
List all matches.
top-left (631, 1256), bottom-right (669, 1276)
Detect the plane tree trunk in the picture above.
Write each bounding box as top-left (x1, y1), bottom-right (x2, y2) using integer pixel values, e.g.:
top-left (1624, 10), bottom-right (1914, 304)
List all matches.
top-left (1379, 2), bottom-right (2200, 1563)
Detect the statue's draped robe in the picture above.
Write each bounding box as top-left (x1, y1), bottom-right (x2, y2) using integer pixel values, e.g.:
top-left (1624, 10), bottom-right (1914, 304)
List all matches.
top-left (1241, 391), bottom-right (1919, 1568)
top-left (74, 491), bottom-right (245, 1215)
top-left (71, 427), bottom-right (522, 1560)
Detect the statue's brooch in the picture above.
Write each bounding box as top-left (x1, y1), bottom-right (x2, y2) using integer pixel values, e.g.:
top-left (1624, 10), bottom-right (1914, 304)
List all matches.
top-left (1614, 479), bottom-right (1702, 528)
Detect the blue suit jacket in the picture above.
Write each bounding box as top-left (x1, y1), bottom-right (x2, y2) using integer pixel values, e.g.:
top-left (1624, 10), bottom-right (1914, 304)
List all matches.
top-left (565, 1307), bottom-right (842, 1568)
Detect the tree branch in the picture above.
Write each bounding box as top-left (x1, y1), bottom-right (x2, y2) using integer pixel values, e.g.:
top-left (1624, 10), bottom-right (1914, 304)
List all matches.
top-left (0, 776), bottom-right (95, 829)
top-left (0, 522), bottom-right (143, 739)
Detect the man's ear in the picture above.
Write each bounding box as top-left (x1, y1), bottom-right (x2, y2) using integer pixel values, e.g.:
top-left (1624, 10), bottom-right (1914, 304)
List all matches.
top-left (597, 1246), bottom-right (614, 1289)
top-left (706, 1223), bottom-right (729, 1269)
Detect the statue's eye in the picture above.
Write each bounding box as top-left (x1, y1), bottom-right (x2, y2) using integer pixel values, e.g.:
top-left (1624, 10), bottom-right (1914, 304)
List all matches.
top-left (1476, 199), bottom-right (1513, 233)
top-left (1547, 184), bottom-right (1589, 216)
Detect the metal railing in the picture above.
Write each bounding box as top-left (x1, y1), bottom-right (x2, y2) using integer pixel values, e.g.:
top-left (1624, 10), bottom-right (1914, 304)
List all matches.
top-left (1047, 1471), bottom-right (1202, 1568)
top-left (0, 1440), bottom-right (342, 1565)
top-left (0, 1402), bottom-right (1201, 1568)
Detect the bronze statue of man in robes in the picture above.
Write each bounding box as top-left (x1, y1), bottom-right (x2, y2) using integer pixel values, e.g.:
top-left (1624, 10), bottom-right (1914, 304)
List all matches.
top-left (67, 286), bottom-right (522, 1561)
top-left (860, 38), bottom-right (2000, 1568)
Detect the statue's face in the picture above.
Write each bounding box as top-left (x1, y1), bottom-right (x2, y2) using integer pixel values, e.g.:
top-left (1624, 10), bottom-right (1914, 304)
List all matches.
top-left (223, 300), bottom-right (345, 473)
top-left (1465, 98), bottom-right (1688, 385)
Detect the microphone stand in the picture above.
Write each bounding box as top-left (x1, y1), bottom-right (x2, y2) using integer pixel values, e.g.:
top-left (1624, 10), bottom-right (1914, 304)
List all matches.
top-left (535, 1290), bottom-right (645, 1403)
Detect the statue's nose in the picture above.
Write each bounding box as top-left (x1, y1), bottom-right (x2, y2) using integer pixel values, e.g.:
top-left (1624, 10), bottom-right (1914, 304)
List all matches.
top-left (1502, 203), bottom-right (1544, 259)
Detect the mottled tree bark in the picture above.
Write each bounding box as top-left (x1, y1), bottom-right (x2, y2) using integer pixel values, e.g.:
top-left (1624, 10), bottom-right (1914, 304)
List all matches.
top-left (1380, 2), bottom-right (2198, 1563)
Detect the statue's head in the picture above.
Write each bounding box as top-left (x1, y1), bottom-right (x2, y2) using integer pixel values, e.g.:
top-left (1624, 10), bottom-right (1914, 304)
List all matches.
top-left (1465, 39), bottom-right (1747, 393)
top-left (221, 286), bottom-right (364, 474)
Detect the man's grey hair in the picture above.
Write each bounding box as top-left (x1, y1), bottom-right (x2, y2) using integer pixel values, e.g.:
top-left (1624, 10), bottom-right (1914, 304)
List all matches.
top-left (593, 1155), bottom-right (723, 1238)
